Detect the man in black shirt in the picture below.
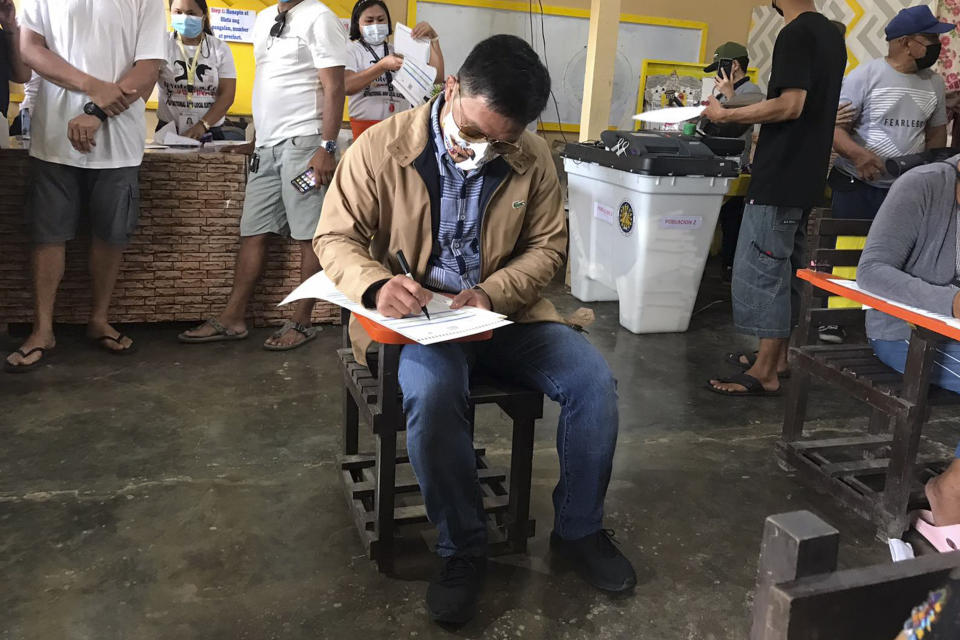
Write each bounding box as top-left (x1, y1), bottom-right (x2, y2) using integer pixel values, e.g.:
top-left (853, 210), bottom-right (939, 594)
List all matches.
top-left (702, 0), bottom-right (846, 397)
top-left (0, 0), bottom-right (31, 123)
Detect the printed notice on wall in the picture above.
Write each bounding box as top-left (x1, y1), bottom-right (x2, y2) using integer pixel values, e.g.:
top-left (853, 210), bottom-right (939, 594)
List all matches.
top-left (593, 202), bottom-right (615, 225)
top-left (210, 7), bottom-right (257, 44)
top-left (660, 216), bottom-right (703, 230)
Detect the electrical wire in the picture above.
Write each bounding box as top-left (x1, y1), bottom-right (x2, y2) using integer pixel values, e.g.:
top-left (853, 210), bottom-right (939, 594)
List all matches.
top-left (538, 0), bottom-right (567, 143)
top-left (527, 0), bottom-right (567, 142)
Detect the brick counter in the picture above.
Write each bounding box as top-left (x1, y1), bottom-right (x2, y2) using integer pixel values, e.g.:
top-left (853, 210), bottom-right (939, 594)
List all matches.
top-left (0, 148), bottom-right (338, 328)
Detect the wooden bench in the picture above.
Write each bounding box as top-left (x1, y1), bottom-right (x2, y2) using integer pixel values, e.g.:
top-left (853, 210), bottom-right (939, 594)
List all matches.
top-left (337, 309), bottom-right (545, 573)
top-left (750, 510), bottom-right (960, 639)
top-left (779, 210), bottom-right (960, 539)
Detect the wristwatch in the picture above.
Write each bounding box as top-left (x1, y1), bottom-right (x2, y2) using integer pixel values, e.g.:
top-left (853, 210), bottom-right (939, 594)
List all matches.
top-left (83, 101), bottom-right (108, 122)
top-left (320, 139), bottom-right (337, 154)
top-left (200, 119), bottom-right (211, 132)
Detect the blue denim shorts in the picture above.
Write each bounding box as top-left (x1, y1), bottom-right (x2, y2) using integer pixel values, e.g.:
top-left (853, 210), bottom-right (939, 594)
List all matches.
top-left (732, 203), bottom-right (806, 339)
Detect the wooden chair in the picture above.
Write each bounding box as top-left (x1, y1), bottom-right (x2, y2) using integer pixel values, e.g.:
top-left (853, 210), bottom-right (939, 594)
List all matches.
top-left (336, 309), bottom-right (545, 573)
top-left (750, 510), bottom-right (960, 640)
top-left (779, 209), bottom-right (960, 539)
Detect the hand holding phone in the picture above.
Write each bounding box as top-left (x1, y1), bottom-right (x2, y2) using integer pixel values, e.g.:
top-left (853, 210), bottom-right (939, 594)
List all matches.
top-left (291, 168), bottom-right (317, 194)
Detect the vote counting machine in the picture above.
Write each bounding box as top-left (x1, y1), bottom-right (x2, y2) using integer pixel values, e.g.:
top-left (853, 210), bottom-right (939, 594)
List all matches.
top-left (561, 130), bottom-right (744, 177)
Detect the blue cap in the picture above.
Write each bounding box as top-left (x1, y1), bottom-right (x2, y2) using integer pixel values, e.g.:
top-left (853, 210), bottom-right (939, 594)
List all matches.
top-left (885, 6), bottom-right (955, 41)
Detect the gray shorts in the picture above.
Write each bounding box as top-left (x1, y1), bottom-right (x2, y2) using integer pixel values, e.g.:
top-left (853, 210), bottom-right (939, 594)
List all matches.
top-left (27, 157), bottom-right (141, 246)
top-left (240, 134), bottom-right (327, 241)
top-left (731, 203), bottom-right (807, 339)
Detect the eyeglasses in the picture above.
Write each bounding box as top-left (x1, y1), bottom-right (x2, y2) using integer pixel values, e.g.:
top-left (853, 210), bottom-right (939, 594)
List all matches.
top-left (270, 11), bottom-right (288, 38)
top-left (908, 35), bottom-right (939, 47)
top-left (453, 87), bottom-right (522, 156)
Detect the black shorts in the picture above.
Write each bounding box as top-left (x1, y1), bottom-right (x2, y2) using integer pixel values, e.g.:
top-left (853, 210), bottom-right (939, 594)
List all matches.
top-left (27, 157), bottom-right (141, 246)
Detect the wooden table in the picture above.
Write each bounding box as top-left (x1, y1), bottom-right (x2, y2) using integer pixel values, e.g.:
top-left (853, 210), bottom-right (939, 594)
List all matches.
top-left (779, 270), bottom-right (960, 538)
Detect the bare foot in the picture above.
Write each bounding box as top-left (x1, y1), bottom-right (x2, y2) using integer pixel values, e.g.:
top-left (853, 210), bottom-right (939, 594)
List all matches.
top-left (926, 459), bottom-right (960, 526)
top-left (180, 317), bottom-right (247, 340)
top-left (5, 331), bottom-right (56, 368)
top-left (87, 321), bottom-right (134, 353)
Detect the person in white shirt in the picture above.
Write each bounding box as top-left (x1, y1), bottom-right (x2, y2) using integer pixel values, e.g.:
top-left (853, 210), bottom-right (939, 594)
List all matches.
top-left (5, 0), bottom-right (165, 373)
top-left (179, 0), bottom-right (346, 350)
top-left (157, 0), bottom-right (237, 140)
top-left (0, 0), bottom-right (32, 121)
top-left (9, 72), bottom-right (40, 137)
top-left (345, 0), bottom-right (443, 140)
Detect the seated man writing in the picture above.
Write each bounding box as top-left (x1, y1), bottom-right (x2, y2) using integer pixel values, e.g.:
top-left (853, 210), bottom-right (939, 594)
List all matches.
top-left (314, 35), bottom-right (636, 625)
top-left (858, 156), bottom-right (960, 530)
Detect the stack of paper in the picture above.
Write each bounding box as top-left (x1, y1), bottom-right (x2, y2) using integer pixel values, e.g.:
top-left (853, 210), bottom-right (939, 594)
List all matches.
top-left (280, 272), bottom-right (512, 345)
top-left (152, 121), bottom-right (201, 147)
top-left (830, 279), bottom-right (960, 330)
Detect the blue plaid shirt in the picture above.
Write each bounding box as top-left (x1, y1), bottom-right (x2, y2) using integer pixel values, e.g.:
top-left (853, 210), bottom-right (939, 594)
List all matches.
top-left (423, 96), bottom-right (485, 294)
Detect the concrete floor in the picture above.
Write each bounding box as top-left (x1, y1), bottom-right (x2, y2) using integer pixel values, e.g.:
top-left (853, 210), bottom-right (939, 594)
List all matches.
top-left (2, 269), bottom-right (954, 640)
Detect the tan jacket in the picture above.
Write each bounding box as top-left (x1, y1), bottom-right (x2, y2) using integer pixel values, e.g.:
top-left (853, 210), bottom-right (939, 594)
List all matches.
top-left (314, 97), bottom-right (567, 363)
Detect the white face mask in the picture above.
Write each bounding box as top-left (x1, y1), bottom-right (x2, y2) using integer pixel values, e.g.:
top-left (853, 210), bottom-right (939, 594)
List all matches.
top-left (361, 23), bottom-right (389, 46)
top-left (442, 108), bottom-right (499, 172)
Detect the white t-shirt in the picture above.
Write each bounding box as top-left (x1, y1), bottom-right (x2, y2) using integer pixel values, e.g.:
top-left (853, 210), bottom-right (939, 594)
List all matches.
top-left (19, 73), bottom-right (42, 113)
top-left (251, 0), bottom-right (348, 148)
top-left (158, 32), bottom-right (237, 131)
top-left (21, 0), bottom-right (167, 169)
top-left (346, 39), bottom-right (411, 122)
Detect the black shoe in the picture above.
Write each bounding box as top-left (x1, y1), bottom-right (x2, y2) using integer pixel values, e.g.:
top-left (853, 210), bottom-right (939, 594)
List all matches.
top-left (550, 529), bottom-right (637, 593)
top-left (818, 324), bottom-right (846, 344)
top-left (426, 555), bottom-right (486, 625)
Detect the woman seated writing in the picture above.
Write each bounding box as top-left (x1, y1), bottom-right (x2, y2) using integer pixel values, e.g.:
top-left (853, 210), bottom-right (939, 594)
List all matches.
top-left (858, 156), bottom-right (960, 530)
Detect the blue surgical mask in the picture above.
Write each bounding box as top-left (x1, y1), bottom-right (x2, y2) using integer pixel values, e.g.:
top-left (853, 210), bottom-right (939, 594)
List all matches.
top-left (172, 14), bottom-right (204, 39)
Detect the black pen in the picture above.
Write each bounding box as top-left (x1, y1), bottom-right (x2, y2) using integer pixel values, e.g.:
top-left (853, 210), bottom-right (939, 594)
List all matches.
top-left (396, 250), bottom-right (431, 320)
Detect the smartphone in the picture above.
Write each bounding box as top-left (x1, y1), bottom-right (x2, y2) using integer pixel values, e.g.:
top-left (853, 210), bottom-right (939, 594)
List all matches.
top-left (291, 168), bottom-right (317, 194)
top-left (718, 59), bottom-right (734, 80)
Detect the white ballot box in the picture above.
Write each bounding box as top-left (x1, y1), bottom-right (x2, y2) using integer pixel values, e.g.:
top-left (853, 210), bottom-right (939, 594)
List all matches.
top-left (563, 156), bottom-right (732, 334)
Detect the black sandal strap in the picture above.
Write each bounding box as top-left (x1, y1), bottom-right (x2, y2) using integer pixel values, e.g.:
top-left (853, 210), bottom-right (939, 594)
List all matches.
top-left (15, 346), bottom-right (46, 358)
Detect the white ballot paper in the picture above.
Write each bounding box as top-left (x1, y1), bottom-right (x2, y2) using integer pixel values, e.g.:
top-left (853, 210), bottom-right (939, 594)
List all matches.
top-left (280, 272), bottom-right (512, 345)
top-left (394, 56), bottom-right (438, 109)
top-left (153, 120), bottom-right (201, 147)
top-left (829, 279), bottom-right (960, 331)
top-left (394, 23), bottom-right (430, 64)
top-left (632, 105), bottom-right (706, 124)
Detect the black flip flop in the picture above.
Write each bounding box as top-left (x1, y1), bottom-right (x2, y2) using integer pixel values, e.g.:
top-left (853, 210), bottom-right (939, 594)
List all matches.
top-left (724, 351), bottom-right (792, 379)
top-left (4, 346), bottom-right (53, 374)
top-left (91, 334), bottom-right (138, 356)
top-left (706, 372), bottom-right (781, 397)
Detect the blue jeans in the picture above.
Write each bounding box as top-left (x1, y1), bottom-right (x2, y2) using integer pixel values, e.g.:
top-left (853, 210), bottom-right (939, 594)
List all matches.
top-left (732, 204), bottom-right (807, 338)
top-left (398, 322), bottom-right (619, 558)
top-left (871, 338), bottom-right (960, 457)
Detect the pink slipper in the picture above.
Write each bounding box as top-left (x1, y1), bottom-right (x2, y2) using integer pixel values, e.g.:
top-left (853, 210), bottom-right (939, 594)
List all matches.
top-left (912, 510), bottom-right (960, 552)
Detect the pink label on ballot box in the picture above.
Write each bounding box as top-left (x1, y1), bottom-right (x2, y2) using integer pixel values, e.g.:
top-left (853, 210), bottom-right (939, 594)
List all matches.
top-left (593, 202), bottom-right (615, 225)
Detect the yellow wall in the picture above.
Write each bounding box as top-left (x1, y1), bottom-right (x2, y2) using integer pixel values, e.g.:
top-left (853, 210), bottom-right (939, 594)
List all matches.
top-left (8, 0), bottom-right (760, 120)
top-left (202, 0), bottom-right (358, 116)
top-left (394, 0), bottom-right (757, 60)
